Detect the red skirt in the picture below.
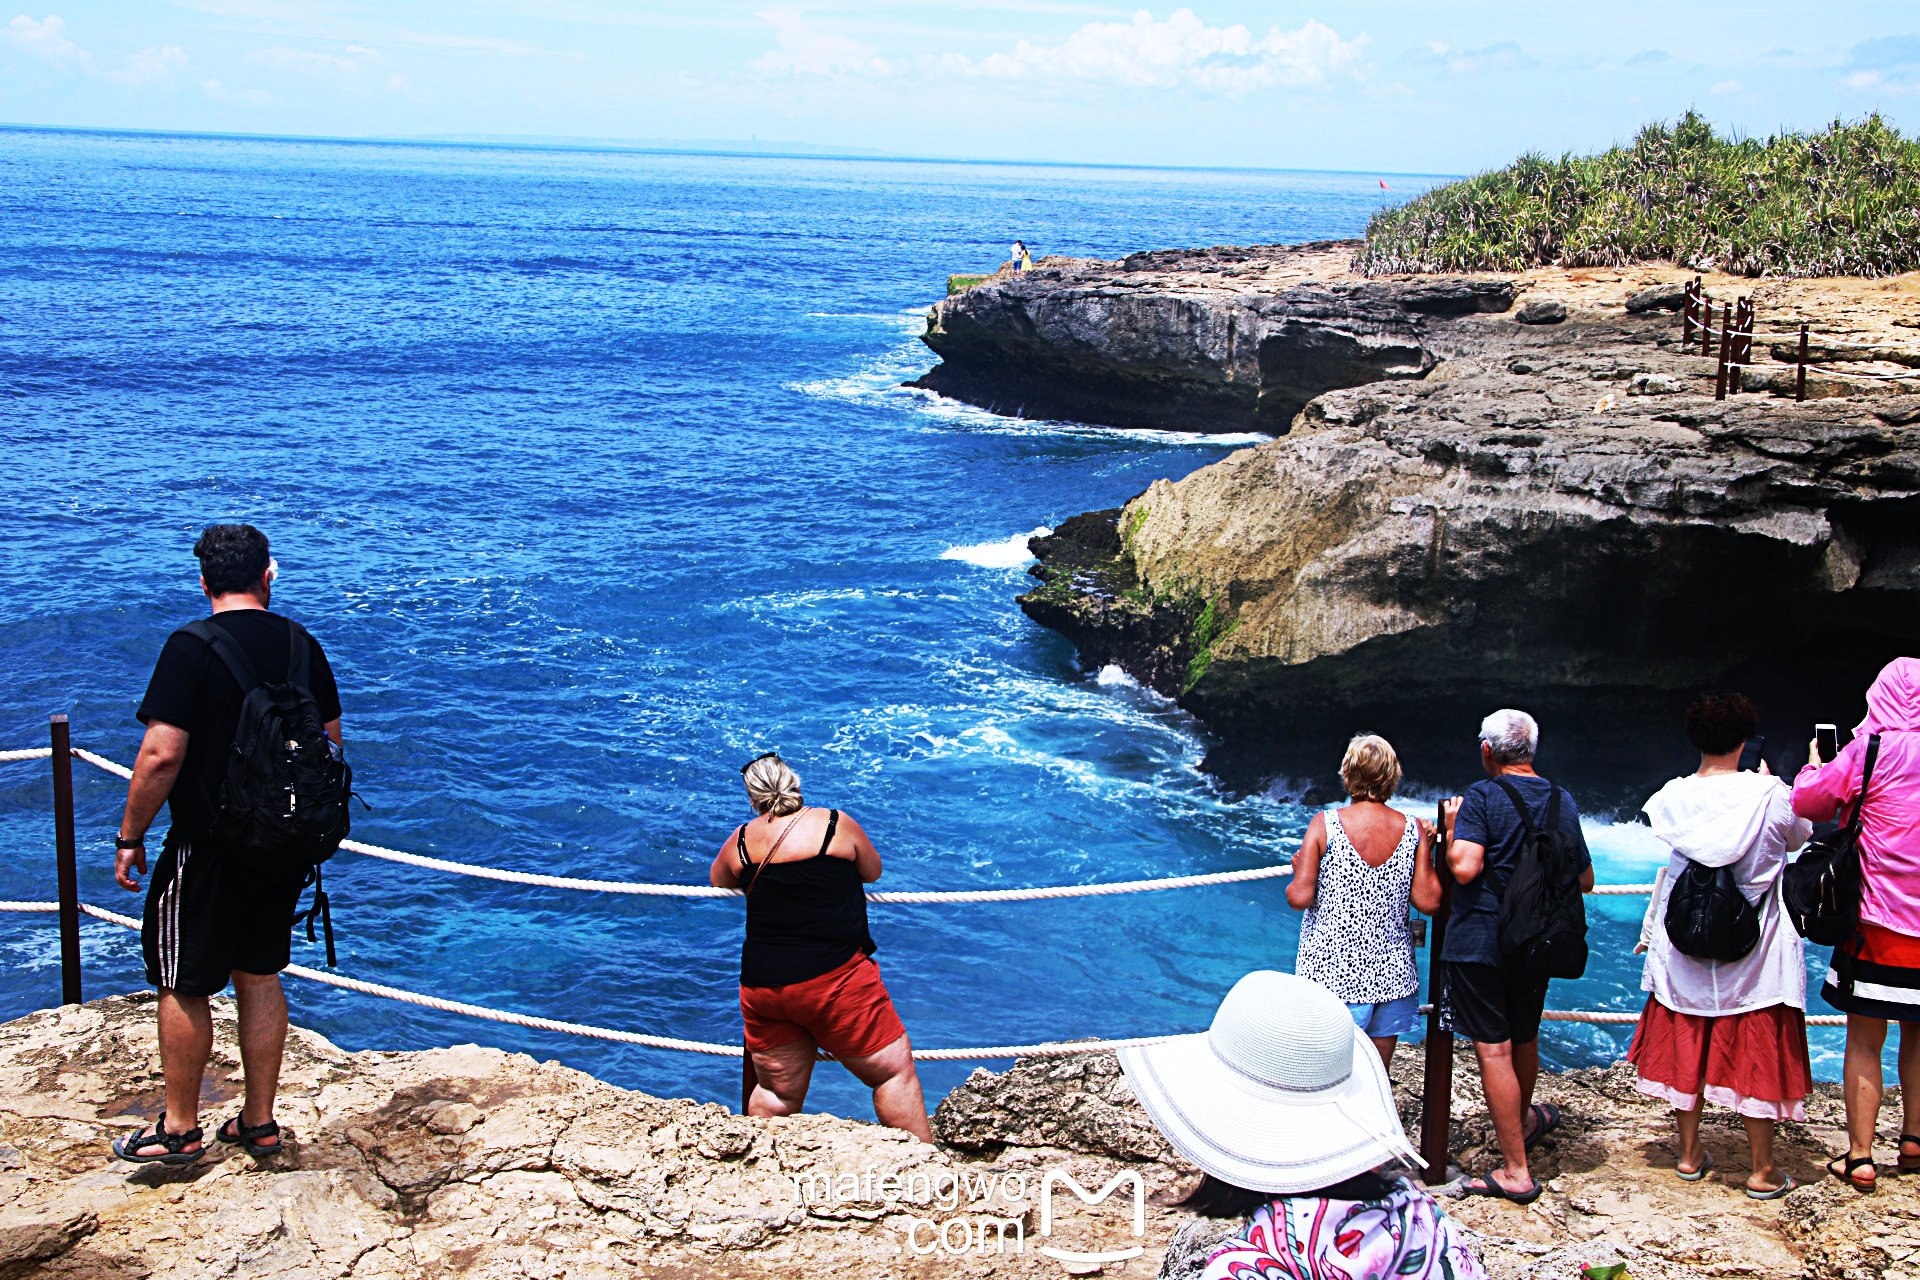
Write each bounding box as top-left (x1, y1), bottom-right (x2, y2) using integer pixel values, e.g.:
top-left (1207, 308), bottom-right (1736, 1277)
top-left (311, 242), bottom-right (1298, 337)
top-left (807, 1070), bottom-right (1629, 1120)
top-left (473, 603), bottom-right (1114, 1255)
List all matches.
top-left (1625, 996), bottom-right (1812, 1121)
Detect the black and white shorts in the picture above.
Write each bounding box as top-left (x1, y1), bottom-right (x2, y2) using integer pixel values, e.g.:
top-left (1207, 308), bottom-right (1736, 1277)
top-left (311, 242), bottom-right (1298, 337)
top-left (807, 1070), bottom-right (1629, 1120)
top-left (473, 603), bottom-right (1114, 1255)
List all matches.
top-left (141, 838), bottom-right (308, 997)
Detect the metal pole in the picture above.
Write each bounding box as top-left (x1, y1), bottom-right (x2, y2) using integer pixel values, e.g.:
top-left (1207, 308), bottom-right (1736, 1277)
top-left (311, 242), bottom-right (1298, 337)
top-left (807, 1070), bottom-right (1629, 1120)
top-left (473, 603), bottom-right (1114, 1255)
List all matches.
top-left (1420, 799), bottom-right (1456, 1184)
top-left (50, 715), bottom-right (81, 1006)
top-left (1797, 324), bottom-right (1810, 402)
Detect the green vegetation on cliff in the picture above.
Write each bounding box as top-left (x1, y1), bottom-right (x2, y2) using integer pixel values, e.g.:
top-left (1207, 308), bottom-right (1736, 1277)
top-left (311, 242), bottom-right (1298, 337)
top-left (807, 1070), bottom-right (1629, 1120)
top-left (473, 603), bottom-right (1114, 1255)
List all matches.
top-left (1357, 112), bottom-right (1920, 278)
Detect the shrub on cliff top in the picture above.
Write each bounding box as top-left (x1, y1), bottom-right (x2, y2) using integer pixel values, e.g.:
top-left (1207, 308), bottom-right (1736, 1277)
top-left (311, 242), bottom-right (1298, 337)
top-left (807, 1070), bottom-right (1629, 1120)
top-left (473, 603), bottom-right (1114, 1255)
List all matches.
top-left (1356, 112), bottom-right (1920, 278)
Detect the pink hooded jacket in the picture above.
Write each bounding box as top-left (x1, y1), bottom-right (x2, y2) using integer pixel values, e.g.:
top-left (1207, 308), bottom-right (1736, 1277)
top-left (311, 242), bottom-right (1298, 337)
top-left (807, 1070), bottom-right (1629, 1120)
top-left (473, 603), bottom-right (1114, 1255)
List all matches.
top-left (1794, 657), bottom-right (1920, 937)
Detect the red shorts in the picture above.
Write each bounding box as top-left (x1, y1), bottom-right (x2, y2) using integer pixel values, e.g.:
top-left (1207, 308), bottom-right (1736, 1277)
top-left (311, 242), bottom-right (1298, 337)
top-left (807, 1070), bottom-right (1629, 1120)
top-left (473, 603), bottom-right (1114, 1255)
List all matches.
top-left (740, 951), bottom-right (907, 1059)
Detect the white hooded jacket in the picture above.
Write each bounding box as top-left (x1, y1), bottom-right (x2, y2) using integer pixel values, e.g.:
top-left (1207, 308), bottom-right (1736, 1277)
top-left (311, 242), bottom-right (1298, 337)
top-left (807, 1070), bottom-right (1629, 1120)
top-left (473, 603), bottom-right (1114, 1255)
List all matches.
top-left (1641, 772), bottom-right (1813, 1016)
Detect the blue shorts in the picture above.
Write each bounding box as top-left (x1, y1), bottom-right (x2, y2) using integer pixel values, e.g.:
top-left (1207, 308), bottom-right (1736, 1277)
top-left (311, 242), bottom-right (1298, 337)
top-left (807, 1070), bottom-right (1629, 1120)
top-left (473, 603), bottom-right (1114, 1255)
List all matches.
top-left (1347, 995), bottom-right (1419, 1038)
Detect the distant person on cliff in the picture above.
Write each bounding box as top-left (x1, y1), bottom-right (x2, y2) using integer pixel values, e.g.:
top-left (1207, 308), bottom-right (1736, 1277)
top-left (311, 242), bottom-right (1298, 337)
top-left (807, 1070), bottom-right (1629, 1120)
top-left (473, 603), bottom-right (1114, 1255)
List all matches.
top-left (1118, 971), bottom-right (1487, 1280)
top-left (108, 524), bottom-right (349, 1166)
top-left (1628, 691), bottom-right (1810, 1199)
top-left (1010, 239), bottom-right (1028, 271)
top-left (1793, 656), bottom-right (1920, 1193)
top-left (1287, 733), bottom-right (1442, 1068)
top-left (709, 753), bottom-right (932, 1142)
top-left (1438, 709), bottom-right (1594, 1204)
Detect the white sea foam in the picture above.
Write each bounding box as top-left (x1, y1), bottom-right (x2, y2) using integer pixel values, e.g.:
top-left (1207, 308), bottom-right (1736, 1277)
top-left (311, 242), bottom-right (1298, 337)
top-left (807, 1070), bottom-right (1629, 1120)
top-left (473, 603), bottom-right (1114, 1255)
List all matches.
top-left (941, 528), bottom-right (1049, 568)
top-left (1094, 664), bottom-right (1138, 688)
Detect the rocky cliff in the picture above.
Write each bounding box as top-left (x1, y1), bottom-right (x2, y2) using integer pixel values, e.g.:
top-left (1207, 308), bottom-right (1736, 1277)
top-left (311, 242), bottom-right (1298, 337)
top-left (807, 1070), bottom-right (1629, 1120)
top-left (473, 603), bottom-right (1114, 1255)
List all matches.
top-left (3, 995), bottom-right (1913, 1280)
top-left (935, 249), bottom-right (1920, 794)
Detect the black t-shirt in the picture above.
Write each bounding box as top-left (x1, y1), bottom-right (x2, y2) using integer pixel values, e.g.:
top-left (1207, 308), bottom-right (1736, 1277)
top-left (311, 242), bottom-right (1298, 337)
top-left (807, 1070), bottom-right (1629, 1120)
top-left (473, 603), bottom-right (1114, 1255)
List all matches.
top-left (136, 610), bottom-right (342, 842)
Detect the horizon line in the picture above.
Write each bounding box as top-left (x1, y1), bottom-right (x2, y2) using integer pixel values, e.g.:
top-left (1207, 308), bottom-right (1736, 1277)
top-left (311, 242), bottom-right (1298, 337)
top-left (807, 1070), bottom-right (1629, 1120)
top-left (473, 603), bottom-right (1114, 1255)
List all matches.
top-left (0, 120), bottom-right (1464, 181)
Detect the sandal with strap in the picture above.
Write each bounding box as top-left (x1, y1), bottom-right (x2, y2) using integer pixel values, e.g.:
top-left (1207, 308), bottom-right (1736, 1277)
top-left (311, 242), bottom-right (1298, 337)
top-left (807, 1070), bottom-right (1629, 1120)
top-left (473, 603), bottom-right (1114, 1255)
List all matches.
top-left (216, 1114), bottom-right (283, 1158)
top-left (1459, 1174), bottom-right (1544, 1206)
top-left (1827, 1153), bottom-right (1878, 1193)
top-left (110, 1111), bottom-right (205, 1167)
top-left (1524, 1102), bottom-right (1562, 1149)
top-left (1900, 1134), bottom-right (1920, 1174)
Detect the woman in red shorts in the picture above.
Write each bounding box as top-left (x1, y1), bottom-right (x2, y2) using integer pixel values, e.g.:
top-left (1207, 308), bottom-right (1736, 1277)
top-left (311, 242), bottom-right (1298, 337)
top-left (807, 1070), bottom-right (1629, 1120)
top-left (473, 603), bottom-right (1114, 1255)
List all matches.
top-left (709, 753), bottom-right (931, 1141)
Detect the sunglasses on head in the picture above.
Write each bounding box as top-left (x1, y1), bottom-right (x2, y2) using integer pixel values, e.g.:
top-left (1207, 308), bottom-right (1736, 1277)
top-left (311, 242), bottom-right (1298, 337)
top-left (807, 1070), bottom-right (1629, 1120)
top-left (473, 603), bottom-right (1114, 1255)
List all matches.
top-left (739, 751), bottom-right (779, 775)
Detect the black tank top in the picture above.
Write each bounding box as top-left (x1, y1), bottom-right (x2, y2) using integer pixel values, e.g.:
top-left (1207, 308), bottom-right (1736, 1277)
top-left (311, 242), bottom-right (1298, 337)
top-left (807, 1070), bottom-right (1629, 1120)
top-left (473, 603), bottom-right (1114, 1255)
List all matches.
top-left (737, 809), bottom-right (877, 988)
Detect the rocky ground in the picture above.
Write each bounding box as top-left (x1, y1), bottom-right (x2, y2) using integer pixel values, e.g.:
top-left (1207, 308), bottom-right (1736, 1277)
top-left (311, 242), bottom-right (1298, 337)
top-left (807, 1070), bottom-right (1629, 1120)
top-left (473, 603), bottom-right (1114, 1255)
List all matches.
top-left (3, 995), bottom-right (1916, 1279)
top-left (937, 246), bottom-right (1920, 794)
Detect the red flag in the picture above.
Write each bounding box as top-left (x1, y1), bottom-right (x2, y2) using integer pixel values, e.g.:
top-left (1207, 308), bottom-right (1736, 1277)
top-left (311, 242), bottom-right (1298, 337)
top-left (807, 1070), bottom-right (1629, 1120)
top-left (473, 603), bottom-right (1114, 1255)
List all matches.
top-left (1379, 180), bottom-right (1391, 190)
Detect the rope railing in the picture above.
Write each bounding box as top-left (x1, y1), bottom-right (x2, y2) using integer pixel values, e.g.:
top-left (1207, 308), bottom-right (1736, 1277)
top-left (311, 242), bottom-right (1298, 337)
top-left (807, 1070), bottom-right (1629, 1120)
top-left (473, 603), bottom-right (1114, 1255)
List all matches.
top-left (3, 900), bottom-right (1844, 1063)
top-left (22, 743), bottom-right (1657, 903)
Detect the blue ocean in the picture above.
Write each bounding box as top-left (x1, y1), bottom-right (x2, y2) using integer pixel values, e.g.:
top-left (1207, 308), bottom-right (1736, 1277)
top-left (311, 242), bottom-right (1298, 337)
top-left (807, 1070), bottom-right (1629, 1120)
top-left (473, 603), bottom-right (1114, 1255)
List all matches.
top-left (0, 127), bottom-right (1848, 1118)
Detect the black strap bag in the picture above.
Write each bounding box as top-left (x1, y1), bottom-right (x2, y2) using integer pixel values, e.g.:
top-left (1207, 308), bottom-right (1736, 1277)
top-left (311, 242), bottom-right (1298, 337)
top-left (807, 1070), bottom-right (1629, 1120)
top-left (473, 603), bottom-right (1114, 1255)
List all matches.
top-left (182, 618), bottom-right (353, 963)
top-left (1783, 735), bottom-right (1881, 947)
top-left (1663, 859), bottom-right (1762, 962)
top-left (1493, 778), bottom-right (1590, 980)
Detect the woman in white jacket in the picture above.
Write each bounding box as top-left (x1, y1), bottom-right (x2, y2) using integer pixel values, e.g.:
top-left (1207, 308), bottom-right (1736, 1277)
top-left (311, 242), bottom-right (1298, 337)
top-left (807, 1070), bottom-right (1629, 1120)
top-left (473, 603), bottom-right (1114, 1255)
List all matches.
top-left (1627, 691), bottom-right (1812, 1199)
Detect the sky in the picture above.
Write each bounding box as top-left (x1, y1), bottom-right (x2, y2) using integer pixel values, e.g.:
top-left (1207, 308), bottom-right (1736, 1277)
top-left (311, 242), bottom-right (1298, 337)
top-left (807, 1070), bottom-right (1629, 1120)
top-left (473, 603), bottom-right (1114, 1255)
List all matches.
top-left (4, 2), bottom-right (1920, 172)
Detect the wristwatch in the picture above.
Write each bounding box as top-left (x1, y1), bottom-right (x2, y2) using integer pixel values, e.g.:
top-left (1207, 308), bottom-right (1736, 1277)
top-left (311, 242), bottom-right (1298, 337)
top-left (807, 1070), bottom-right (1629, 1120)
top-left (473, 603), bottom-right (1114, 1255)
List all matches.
top-left (115, 835), bottom-right (144, 850)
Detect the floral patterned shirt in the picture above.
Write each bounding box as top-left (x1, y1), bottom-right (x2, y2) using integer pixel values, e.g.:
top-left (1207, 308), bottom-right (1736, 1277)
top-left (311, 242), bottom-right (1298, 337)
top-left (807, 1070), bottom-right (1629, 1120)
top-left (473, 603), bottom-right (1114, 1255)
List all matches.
top-left (1199, 1184), bottom-right (1487, 1280)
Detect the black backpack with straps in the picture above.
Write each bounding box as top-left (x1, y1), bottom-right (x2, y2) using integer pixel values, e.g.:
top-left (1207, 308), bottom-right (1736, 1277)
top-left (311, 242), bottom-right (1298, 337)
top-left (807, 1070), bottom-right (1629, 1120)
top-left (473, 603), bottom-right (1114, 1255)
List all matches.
top-left (182, 617), bottom-right (353, 963)
top-left (1492, 777), bottom-right (1590, 980)
top-left (1663, 859), bottom-right (1762, 962)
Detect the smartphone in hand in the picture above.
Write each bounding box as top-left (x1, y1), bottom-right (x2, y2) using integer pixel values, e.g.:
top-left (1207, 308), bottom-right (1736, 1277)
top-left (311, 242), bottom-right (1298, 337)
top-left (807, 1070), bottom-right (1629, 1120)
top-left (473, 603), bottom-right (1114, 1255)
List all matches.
top-left (1816, 723), bottom-right (1839, 763)
top-left (1738, 737), bottom-right (1766, 772)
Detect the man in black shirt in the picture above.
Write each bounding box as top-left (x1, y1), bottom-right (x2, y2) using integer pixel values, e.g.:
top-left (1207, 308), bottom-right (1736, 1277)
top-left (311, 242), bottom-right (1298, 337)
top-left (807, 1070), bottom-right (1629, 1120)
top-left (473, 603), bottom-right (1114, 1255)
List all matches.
top-left (109, 525), bottom-right (343, 1165)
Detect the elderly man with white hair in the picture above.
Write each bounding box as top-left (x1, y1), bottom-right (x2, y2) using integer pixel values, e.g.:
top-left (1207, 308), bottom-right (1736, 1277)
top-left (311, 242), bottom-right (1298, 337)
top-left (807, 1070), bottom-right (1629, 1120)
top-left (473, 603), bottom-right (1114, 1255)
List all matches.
top-left (1438, 709), bottom-right (1595, 1204)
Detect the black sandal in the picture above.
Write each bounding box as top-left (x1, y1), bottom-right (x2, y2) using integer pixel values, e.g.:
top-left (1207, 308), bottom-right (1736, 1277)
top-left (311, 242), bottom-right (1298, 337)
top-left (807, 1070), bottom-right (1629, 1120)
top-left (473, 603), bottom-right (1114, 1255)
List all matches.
top-left (1901, 1134), bottom-right (1920, 1175)
top-left (1524, 1102), bottom-right (1562, 1149)
top-left (1459, 1174), bottom-right (1544, 1205)
top-left (1827, 1153), bottom-right (1877, 1193)
top-left (217, 1114), bottom-right (283, 1158)
top-left (110, 1111), bottom-right (205, 1167)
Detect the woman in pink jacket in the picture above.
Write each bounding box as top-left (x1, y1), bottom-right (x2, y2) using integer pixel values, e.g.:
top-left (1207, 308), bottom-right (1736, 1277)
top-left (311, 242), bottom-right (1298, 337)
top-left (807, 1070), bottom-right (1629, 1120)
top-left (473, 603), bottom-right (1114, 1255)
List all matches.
top-left (1793, 657), bottom-right (1920, 1192)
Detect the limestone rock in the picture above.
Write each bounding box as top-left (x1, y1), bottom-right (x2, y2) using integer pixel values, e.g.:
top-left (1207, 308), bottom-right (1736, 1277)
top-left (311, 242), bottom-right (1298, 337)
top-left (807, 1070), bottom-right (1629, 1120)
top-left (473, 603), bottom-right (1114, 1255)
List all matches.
top-left (933, 1054), bottom-right (1174, 1161)
top-left (1515, 299), bottom-right (1568, 325)
top-left (911, 243), bottom-right (1512, 433)
top-left (0, 1206), bottom-right (96, 1266)
top-left (1626, 281), bottom-right (1690, 312)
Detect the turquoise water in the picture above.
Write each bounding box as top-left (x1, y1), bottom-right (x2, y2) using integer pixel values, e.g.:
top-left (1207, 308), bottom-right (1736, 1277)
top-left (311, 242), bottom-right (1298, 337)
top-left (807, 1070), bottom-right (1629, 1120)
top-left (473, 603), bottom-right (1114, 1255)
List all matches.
top-left (0, 127), bottom-right (1845, 1118)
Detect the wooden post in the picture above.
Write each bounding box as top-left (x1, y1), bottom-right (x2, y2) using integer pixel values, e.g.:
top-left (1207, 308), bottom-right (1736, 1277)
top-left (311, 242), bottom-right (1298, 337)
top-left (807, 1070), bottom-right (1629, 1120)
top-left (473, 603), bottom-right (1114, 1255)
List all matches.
top-left (1420, 799), bottom-right (1456, 1184)
top-left (50, 715), bottom-right (81, 1006)
top-left (1797, 323), bottom-right (1810, 402)
top-left (1701, 301), bottom-right (1714, 357)
top-left (1681, 279), bottom-right (1697, 347)
top-left (1715, 309), bottom-right (1732, 400)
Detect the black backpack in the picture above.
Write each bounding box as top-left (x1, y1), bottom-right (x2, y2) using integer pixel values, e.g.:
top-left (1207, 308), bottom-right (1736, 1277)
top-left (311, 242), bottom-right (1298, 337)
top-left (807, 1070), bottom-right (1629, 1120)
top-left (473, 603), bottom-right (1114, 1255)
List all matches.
top-left (1663, 860), bottom-right (1761, 962)
top-left (1493, 778), bottom-right (1589, 979)
top-left (1784, 735), bottom-right (1880, 947)
top-left (183, 618), bottom-right (352, 962)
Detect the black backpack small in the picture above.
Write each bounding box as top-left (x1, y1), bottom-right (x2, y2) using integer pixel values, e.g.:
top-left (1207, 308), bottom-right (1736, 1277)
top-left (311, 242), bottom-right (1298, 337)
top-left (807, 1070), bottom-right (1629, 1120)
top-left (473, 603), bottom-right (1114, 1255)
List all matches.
top-left (1493, 778), bottom-right (1589, 980)
top-left (1784, 735), bottom-right (1880, 948)
top-left (1663, 860), bottom-right (1761, 962)
top-left (183, 618), bottom-right (352, 961)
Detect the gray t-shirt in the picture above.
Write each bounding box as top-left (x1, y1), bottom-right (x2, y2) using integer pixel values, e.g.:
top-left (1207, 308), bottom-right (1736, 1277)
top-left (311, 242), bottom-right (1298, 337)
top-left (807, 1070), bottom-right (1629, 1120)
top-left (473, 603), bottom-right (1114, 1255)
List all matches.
top-left (1442, 774), bottom-right (1591, 966)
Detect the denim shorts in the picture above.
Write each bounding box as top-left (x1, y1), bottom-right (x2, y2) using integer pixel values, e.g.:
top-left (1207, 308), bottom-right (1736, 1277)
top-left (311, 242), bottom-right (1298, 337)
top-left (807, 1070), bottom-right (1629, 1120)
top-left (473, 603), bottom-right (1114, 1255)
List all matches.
top-left (1347, 994), bottom-right (1420, 1038)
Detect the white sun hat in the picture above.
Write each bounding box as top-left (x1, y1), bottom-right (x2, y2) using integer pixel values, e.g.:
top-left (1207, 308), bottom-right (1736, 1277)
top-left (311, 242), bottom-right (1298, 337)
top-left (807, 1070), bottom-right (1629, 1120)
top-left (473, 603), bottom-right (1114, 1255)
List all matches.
top-left (1117, 971), bottom-right (1421, 1194)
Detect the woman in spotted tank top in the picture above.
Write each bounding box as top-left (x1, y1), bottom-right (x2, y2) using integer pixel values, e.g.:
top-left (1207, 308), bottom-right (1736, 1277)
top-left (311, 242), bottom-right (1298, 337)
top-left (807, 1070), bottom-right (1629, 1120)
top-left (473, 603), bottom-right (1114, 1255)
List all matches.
top-left (1288, 734), bottom-right (1444, 1066)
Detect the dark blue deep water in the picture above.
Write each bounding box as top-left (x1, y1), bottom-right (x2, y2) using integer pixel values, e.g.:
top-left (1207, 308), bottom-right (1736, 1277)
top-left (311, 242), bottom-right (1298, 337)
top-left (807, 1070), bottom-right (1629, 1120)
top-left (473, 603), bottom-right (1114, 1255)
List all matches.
top-left (0, 128), bottom-right (1847, 1117)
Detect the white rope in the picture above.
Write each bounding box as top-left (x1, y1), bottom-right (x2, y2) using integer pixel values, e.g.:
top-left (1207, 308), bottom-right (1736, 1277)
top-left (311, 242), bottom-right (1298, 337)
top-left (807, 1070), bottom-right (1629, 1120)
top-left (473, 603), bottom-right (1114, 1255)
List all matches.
top-left (1805, 364), bottom-right (1920, 381)
top-left (0, 748), bottom-right (52, 762)
top-left (71, 748), bottom-right (132, 779)
top-left (1590, 884), bottom-right (1657, 895)
top-left (0, 901), bottom-right (60, 912)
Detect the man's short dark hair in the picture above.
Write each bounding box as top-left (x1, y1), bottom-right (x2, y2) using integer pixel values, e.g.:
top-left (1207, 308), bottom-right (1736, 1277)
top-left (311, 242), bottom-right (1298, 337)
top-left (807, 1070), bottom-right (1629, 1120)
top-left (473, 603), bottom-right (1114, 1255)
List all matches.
top-left (193, 524), bottom-right (271, 596)
top-left (1686, 690), bottom-right (1758, 756)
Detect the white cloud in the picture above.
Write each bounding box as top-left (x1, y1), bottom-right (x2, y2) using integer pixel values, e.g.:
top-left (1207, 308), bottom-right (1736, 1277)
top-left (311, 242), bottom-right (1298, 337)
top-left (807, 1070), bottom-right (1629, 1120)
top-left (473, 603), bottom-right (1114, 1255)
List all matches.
top-left (200, 76), bottom-right (279, 105)
top-left (5, 13), bottom-right (93, 70)
top-left (754, 8), bottom-right (893, 78)
top-left (105, 44), bottom-right (187, 87)
top-left (963, 9), bottom-right (1365, 92)
top-left (1413, 39), bottom-right (1533, 77)
top-left (1847, 69), bottom-right (1883, 89)
top-left (244, 43), bottom-right (383, 76)
top-left (1708, 78), bottom-right (1742, 95)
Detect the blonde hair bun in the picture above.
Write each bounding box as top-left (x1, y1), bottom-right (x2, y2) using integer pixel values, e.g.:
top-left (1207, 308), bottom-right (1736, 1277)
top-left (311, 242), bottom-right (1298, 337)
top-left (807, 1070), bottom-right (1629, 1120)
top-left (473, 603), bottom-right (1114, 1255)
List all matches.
top-left (743, 754), bottom-right (805, 817)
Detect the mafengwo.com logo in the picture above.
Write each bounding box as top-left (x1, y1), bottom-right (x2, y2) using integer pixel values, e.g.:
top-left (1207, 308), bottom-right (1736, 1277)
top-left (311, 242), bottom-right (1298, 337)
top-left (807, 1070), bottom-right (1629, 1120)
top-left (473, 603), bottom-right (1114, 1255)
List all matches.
top-left (789, 1165), bottom-right (1145, 1260)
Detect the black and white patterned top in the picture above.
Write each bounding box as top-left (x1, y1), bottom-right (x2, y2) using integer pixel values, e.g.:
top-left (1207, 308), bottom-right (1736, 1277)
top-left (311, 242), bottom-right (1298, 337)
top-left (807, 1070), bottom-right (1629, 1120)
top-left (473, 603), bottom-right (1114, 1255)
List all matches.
top-left (1296, 809), bottom-right (1419, 1005)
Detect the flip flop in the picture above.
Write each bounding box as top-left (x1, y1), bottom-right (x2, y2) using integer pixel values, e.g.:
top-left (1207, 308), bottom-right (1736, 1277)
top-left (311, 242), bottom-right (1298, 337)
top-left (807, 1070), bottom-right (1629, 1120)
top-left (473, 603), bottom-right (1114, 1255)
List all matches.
top-left (1900, 1134), bottom-right (1920, 1175)
top-left (216, 1114), bottom-right (283, 1159)
top-left (1746, 1175), bottom-right (1796, 1200)
top-left (110, 1111), bottom-right (205, 1167)
top-left (1827, 1154), bottom-right (1877, 1193)
top-left (1524, 1102), bottom-right (1562, 1149)
top-left (1676, 1151), bottom-right (1714, 1182)
top-left (1459, 1174), bottom-right (1544, 1206)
